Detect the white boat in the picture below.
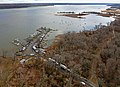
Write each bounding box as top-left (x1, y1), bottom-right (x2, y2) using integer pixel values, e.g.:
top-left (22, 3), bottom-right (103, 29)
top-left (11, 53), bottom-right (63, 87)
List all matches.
top-left (48, 58), bottom-right (56, 62)
top-left (32, 45), bottom-right (37, 50)
top-left (20, 59), bottom-right (26, 64)
top-left (30, 53), bottom-right (35, 56)
top-left (22, 47), bottom-right (26, 51)
top-left (81, 82), bottom-right (86, 85)
top-left (60, 64), bottom-right (68, 70)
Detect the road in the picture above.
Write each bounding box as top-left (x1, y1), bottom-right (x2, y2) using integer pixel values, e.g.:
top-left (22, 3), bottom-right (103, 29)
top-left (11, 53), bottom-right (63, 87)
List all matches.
top-left (45, 58), bottom-right (96, 87)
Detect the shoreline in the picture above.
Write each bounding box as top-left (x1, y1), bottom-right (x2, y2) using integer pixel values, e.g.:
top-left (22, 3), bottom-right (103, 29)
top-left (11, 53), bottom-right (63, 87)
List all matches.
top-left (46, 16), bottom-right (119, 53)
top-left (51, 5), bottom-right (120, 47)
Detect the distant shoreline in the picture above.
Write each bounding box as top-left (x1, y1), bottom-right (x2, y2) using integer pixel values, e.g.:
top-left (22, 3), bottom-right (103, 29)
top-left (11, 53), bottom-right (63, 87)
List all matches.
top-left (0, 3), bottom-right (118, 9)
top-left (0, 3), bottom-right (54, 9)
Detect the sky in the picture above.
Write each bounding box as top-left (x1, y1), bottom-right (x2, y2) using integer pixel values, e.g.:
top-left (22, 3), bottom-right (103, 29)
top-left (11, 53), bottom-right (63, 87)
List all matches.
top-left (0, 0), bottom-right (120, 3)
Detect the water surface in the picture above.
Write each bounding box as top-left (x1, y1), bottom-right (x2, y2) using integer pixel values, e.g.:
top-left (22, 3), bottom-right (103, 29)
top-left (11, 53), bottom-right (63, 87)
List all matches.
top-left (0, 5), bottom-right (115, 55)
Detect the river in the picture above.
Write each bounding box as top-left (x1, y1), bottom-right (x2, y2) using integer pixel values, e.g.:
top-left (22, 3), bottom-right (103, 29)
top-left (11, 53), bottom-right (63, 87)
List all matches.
top-left (0, 5), bottom-right (115, 56)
